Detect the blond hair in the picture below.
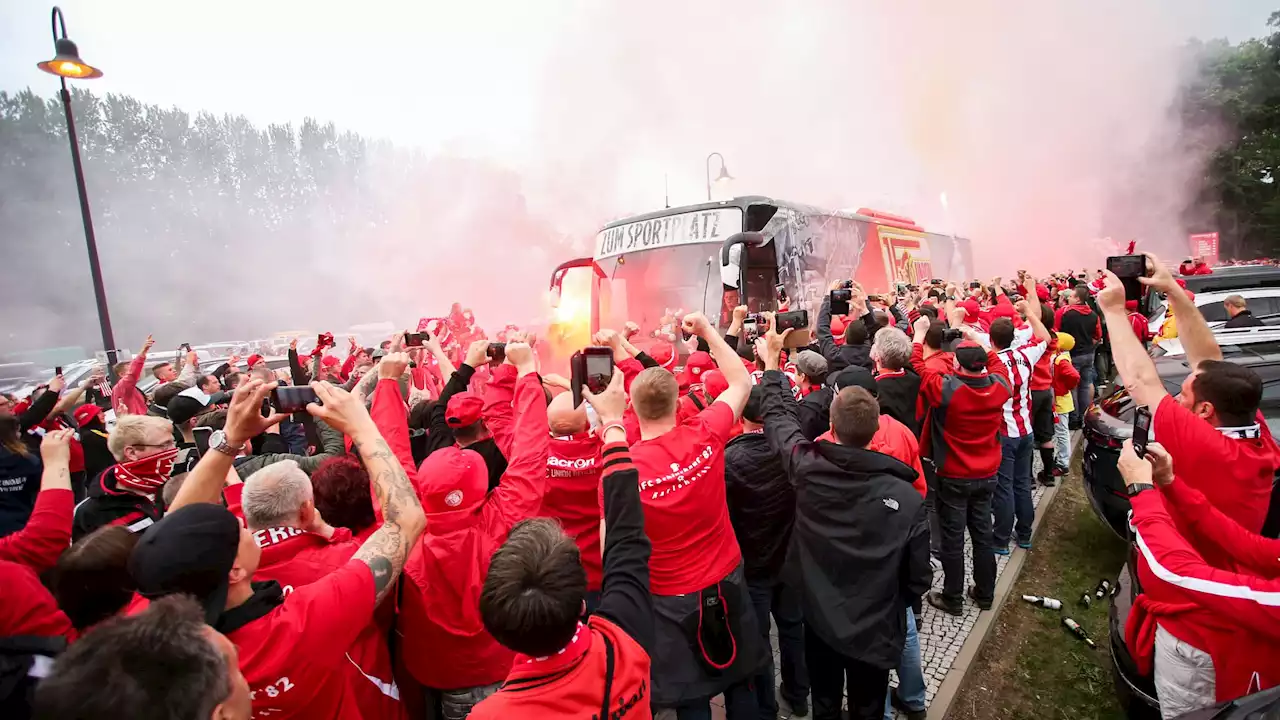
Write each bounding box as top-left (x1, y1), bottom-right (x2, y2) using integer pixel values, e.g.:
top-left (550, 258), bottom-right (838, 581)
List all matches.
top-left (242, 460), bottom-right (312, 529)
top-left (630, 367), bottom-right (679, 421)
top-left (107, 415), bottom-right (174, 461)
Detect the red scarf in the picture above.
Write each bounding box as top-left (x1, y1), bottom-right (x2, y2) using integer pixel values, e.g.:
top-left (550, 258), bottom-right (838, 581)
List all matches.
top-left (511, 621), bottom-right (592, 673)
top-left (114, 447), bottom-right (179, 495)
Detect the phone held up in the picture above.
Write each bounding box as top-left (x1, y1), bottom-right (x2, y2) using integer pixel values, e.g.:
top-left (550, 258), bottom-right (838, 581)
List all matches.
top-left (570, 346), bottom-right (615, 409)
top-left (403, 331), bottom-right (427, 347)
top-left (1132, 405), bottom-right (1152, 457)
top-left (193, 426), bottom-right (213, 459)
top-left (487, 343), bottom-right (506, 363)
top-left (1106, 254), bottom-right (1148, 304)
top-left (830, 279), bottom-right (854, 315)
top-left (271, 386), bottom-right (321, 415)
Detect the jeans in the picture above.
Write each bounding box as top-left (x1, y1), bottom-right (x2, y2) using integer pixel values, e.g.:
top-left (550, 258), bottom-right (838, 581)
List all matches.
top-left (923, 460), bottom-right (942, 556)
top-left (1053, 412), bottom-right (1071, 468)
top-left (747, 578), bottom-right (809, 719)
top-left (1070, 350), bottom-right (1096, 424)
top-left (883, 607), bottom-right (926, 719)
top-left (806, 626), bottom-right (889, 720)
top-left (672, 681), bottom-right (756, 720)
top-left (994, 434), bottom-right (1035, 548)
top-left (935, 476), bottom-right (997, 604)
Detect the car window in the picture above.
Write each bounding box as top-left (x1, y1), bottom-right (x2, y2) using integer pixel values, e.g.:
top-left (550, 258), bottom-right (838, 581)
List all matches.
top-left (1251, 296), bottom-right (1280, 320)
top-left (1199, 300), bottom-right (1229, 323)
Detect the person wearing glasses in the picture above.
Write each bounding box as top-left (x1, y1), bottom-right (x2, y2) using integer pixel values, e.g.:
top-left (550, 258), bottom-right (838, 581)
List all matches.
top-left (73, 415), bottom-right (179, 541)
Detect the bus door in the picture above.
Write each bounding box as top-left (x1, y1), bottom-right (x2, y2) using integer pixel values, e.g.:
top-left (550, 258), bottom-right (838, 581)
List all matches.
top-left (718, 231), bottom-right (781, 326)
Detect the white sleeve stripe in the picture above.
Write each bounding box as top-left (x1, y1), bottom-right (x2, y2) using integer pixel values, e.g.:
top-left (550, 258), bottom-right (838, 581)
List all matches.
top-left (1134, 529), bottom-right (1280, 607)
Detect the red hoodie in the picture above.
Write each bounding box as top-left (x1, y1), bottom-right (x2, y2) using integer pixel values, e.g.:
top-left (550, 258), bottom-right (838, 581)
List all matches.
top-left (0, 488), bottom-right (77, 642)
top-left (1126, 484), bottom-right (1279, 703)
top-left (818, 415), bottom-right (926, 498)
top-left (540, 432), bottom-right (604, 591)
top-left (400, 373), bottom-right (550, 690)
top-left (111, 352), bottom-right (149, 416)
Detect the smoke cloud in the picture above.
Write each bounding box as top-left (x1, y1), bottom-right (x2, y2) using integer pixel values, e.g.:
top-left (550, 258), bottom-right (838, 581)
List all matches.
top-left (0, 0), bottom-right (1250, 355)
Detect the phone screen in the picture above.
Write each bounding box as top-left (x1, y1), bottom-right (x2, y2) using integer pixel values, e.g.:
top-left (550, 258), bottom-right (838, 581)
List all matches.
top-left (1106, 255), bottom-right (1147, 302)
top-left (487, 343), bottom-right (506, 362)
top-left (54, 366), bottom-right (62, 376)
top-left (271, 386), bottom-right (320, 414)
top-left (1132, 406), bottom-right (1152, 457)
top-left (193, 426), bottom-right (213, 458)
top-left (584, 353), bottom-right (613, 393)
top-left (571, 347), bottom-right (615, 408)
top-left (404, 332), bottom-right (425, 347)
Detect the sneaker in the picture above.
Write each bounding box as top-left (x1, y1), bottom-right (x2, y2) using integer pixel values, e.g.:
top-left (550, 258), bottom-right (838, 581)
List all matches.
top-left (1018, 540), bottom-right (1033, 550)
top-left (993, 545), bottom-right (1011, 556)
top-left (927, 591), bottom-right (963, 616)
top-left (1051, 464), bottom-right (1069, 477)
top-left (1069, 418), bottom-right (1082, 431)
top-left (1036, 471), bottom-right (1056, 487)
top-left (967, 585), bottom-right (993, 611)
top-left (890, 691), bottom-right (927, 720)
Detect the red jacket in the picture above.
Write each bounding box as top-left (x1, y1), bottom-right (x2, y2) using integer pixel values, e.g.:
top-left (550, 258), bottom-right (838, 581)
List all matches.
top-left (400, 373), bottom-right (550, 690)
top-left (818, 415), bottom-right (926, 498)
top-left (111, 352), bottom-right (149, 416)
top-left (1028, 337), bottom-right (1058, 392)
top-left (1126, 483), bottom-right (1279, 702)
top-left (912, 344), bottom-right (1011, 480)
top-left (469, 616), bottom-right (650, 720)
top-left (0, 488), bottom-right (73, 573)
top-left (1050, 353), bottom-right (1080, 398)
top-left (1127, 311), bottom-right (1152, 343)
top-left (250, 525), bottom-right (403, 719)
top-left (540, 432), bottom-right (604, 591)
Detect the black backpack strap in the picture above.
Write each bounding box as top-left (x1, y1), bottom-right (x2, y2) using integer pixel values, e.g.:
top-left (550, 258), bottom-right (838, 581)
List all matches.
top-left (689, 392), bottom-right (706, 411)
top-left (599, 633), bottom-right (616, 720)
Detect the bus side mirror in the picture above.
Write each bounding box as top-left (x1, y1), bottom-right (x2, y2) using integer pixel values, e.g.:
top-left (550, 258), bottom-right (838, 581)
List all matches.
top-left (719, 231), bottom-right (766, 289)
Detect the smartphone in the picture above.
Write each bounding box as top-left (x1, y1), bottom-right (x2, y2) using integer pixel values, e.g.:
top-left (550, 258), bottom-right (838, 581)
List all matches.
top-left (775, 310), bottom-right (813, 348)
top-left (969, 281), bottom-right (982, 290)
top-left (404, 332), bottom-right (426, 347)
top-left (774, 283), bottom-right (788, 305)
top-left (487, 342), bottom-right (506, 362)
top-left (181, 343), bottom-right (192, 352)
top-left (830, 289), bottom-right (852, 316)
top-left (1106, 255), bottom-right (1148, 302)
top-left (1132, 405), bottom-right (1152, 457)
top-left (271, 386), bottom-right (320, 414)
top-left (193, 426), bottom-right (213, 458)
top-left (54, 366), bottom-right (62, 376)
top-left (571, 346), bottom-right (615, 409)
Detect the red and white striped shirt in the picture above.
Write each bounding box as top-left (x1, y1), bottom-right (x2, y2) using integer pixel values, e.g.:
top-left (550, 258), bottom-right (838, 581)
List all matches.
top-left (996, 339), bottom-right (1048, 437)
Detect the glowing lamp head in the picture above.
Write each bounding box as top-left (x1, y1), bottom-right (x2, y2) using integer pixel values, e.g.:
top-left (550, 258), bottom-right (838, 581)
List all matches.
top-left (37, 38), bottom-right (102, 79)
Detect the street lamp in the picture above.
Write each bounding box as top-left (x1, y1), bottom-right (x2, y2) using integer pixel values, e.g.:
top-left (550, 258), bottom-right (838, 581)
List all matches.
top-left (37, 6), bottom-right (118, 379)
top-left (705, 152), bottom-right (733, 201)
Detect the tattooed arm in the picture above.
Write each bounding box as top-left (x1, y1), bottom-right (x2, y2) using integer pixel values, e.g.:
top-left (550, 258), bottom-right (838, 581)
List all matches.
top-left (308, 380), bottom-right (426, 602)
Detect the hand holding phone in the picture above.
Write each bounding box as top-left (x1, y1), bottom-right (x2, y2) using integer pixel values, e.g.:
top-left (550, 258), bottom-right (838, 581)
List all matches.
top-left (487, 343), bottom-right (506, 363)
top-left (1106, 255), bottom-right (1148, 302)
top-left (271, 386), bottom-right (321, 414)
top-left (404, 332), bottom-right (426, 347)
top-left (571, 347), bottom-right (615, 409)
top-left (1132, 405), bottom-right (1152, 457)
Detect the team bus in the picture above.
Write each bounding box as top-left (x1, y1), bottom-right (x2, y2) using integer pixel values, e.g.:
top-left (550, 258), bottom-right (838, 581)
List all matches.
top-left (548, 196), bottom-right (974, 349)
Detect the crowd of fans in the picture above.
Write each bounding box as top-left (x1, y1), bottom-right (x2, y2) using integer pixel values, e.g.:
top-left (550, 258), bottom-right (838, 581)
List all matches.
top-left (0, 252), bottom-right (1276, 720)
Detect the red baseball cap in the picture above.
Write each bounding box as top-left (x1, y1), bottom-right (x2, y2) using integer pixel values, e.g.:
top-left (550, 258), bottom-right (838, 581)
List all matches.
top-left (414, 447), bottom-right (487, 514)
top-left (679, 351), bottom-right (716, 390)
top-left (246, 354), bottom-right (263, 368)
top-left (1124, 300), bottom-right (1139, 312)
top-left (73, 404), bottom-right (103, 427)
top-left (321, 354), bottom-right (340, 368)
top-left (960, 298), bottom-right (983, 325)
top-left (702, 368), bottom-right (728, 399)
top-left (445, 392), bottom-right (483, 427)
top-left (648, 341), bottom-right (676, 371)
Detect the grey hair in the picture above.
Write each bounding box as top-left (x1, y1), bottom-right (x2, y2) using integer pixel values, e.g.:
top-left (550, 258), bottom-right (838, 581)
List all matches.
top-left (241, 460), bottom-right (313, 529)
top-left (870, 327), bottom-right (913, 371)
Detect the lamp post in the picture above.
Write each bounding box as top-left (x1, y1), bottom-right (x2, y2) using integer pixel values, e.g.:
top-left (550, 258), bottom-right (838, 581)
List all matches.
top-left (705, 152), bottom-right (733, 201)
top-left (37, 6), bottom-right (117, 379)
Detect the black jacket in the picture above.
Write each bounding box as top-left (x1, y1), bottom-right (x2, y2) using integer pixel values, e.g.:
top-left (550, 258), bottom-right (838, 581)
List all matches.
top-left (73, 466), bottom-right (165, 541)
top-left (759, 370), bottom-right (931, 670)
top-left (796, 386), bottom-right (834, 441)
top-left (79, 424), bottom-right (116, 485)
top-left (876, 372), bottom-right (922, 436)
top-left (723, 431), bottom-right (796, 583)
top-left (817, 297), bottom-right (875, 373)
top-left (426, 363), bottom-right (508, 491)
top-left (1225, 310), bottom-right (1265, 328)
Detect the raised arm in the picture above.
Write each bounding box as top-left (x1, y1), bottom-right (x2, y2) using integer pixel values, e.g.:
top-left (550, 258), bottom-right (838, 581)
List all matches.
top-left (368, 353), bottom-right (416, 477)
top-left (171, 380), bottom-right (289, 511)
top-left (52, 368), bottom-right (100, 416)
top-left (288, 338), bottom-right (311, 386)
top-left (424, 333), bottom-right (458, 381)
top-left (1097, 270), bottom-right (1167, 409)
top-left (485, 342), bottom-right (551, 532)
top-left (19, 381), bottom-right (61, 432)
top-left (910, 318), bottom-right (944, 407)
top-left (176, 351), bottom-right (200, 387)
top-left (816, 291), bottom-right (840, 365)
top-left (582, 370), bottom-right (654, 650)
top-left (0, 430), bottom-right (75, 572)
top-left (310, 381), bottom-right (427, 603)
top-left (756, 328), bottom-right (810, 481)
top-left (1140, 253), bottom-right (1222, 369)
top-left (686, 312), bottom-right (750, 419)
top-left (113, 335), bottom-right (152, 398)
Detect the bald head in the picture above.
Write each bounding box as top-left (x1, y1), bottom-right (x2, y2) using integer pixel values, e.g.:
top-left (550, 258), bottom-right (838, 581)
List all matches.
top-left (547, 391), bottom-right (589, 436)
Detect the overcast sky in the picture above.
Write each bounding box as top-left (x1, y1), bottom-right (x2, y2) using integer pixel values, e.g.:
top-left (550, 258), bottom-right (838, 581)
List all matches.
top-left (2, 0), bottom-right (1273, 154)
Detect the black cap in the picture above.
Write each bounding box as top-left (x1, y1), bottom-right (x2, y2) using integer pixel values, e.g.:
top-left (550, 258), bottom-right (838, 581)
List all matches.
top-left (742, 385), bottom-right (767, 424)
top-left (831, 366), bottom-right (878, 397)
top-left (954, 341), bottom-right (989, 373)
top-left (167, 392), bottom-right (213, 426)
top-left (129, 504), bottom-right (240, 624)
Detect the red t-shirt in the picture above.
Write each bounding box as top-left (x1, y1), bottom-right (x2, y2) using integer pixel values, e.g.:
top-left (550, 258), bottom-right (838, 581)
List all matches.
top-left (231, 560), bottom-right (386, 719)
top-left (540, 434), bottom-right (604, 591)
top-left (630, 402), bottom-right (741, 595)
top-left (1152, 395), bottom-right (1279, 568)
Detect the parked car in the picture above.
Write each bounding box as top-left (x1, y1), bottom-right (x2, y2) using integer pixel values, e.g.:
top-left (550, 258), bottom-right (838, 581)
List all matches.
top-left (1151, 326), bottom-right (1280, 358)
top-left (1081, 345), bottom-right (1280, 541)
top-left (1147, 266), bottom-right (1280, 336)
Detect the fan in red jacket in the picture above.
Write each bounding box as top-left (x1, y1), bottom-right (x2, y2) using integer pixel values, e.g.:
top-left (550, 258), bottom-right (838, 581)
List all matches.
top-left (539, 391), bottom-right (605, 606)
top-left (400, 351), bottom-right (550, 715)
top-left (0, 429), bottom-right (78, 642)
top-left (1119, 442), bottom-right (1279, 713)
top-left (1125, 300), bottom-right (1152, 344)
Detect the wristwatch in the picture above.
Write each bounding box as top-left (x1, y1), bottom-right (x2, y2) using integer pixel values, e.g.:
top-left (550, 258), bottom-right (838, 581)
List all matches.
top-left (208, 430), bottom-right (245, 458)
top-left (1126, 482), bottom-right (1156, 497)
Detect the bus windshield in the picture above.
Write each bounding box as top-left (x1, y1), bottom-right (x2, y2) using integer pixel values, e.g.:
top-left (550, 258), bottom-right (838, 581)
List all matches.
top-left (595, 243), bottom-right (724, 346)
